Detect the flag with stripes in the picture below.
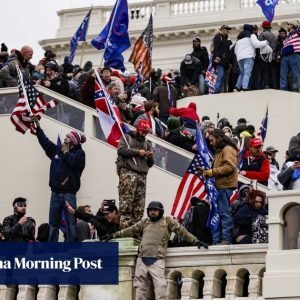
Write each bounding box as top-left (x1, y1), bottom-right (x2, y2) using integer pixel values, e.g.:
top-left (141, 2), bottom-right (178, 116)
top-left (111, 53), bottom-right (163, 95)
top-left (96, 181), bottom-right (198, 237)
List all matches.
top-left (94, 75), bottom-right (123, 147)
top-left (205, 59), bottom-right (217, 94)
top-left (10, 72), bottom-right (58, 134)
top-left (256, 107), bottom-right (268, 142)
top-left (130, 61), bottom-right (143, 99)
top-left (171, 153), bottom-right (208, 220)
top-left (129, 14), bottom-right (153, 78)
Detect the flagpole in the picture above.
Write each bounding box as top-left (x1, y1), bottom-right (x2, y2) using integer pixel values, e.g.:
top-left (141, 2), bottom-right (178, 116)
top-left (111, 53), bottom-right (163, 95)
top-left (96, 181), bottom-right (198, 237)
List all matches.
top-left (79, 41), bottom-right (87, 68)
top-left (16, 66), bottom-right (33, 115)
top-left (99, 0), bottom-right (121, 68)
top-left (94, 70), bottom-right (137, 164)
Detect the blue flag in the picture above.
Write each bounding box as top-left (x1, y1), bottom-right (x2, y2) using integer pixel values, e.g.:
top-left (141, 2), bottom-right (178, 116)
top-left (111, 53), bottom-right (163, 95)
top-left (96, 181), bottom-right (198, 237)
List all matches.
top-left (257, 0), bottom-right (279, 23)
top-left (195, 125), bottom-right (220, 234)
top-left (68, 7), bottom-right (92, 64)
top-left (92, 0), bottom-right (131, 71)
top-left (256, 107), bottom-right (268, 142)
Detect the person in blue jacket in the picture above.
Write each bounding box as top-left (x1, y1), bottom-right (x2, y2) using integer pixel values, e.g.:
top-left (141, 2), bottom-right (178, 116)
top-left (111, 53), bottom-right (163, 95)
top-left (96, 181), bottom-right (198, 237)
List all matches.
top-left (33, 118), bottom-right (86, 242)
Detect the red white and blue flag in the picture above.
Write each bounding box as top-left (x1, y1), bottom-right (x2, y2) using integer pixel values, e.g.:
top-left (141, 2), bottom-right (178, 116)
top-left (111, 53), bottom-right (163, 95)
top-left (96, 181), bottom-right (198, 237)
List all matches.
top-left (256, 107), bottom-right (268, 142)
top-left (205, 59), bottom-right (217, 94)
top-left (94, 75), bottom-right (123, 147)
top-left (11, 69), bottom-right (58, 134)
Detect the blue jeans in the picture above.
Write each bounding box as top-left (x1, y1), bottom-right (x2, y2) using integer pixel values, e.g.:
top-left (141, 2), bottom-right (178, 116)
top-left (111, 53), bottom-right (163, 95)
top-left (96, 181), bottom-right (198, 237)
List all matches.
top-left (236, 58), bottom-right (254, 90)
top-left (280, 53), bottom-right (300, 90)
top-left (48, 192), bottom-right (77, 242)
top-left (212, 189), bottom-right (233, 244)
top-left (214, 65), bottom-right (225, 93)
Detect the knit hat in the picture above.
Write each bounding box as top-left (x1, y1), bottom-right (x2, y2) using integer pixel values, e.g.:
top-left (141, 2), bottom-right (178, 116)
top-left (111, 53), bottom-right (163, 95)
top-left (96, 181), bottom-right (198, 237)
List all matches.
top-left (135, 119), bottom-right (151, 134)
top-left (167, 117), bottom-right (181, 131)
top-left (130, 94), bottom-right (147, 107)
top-left (66, 131), bottom-right (86, 145)
top-left (262, 21), bottom-right (272, 29)
top-left (288, 20), bottom-right (300, 28)
top-left (243, 24), bottom-right (254, 33)
top-left (193, 37), bottom-right (201, 43)
top-left (184, 54), bottom-right (193, 65)
top-left (83, 61), bottom-right (93, 72)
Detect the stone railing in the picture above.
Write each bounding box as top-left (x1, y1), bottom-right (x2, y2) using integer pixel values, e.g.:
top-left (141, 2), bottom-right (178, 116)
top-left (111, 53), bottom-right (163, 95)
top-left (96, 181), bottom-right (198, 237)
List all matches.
top-left (0, 241), bottom-right (267, 300)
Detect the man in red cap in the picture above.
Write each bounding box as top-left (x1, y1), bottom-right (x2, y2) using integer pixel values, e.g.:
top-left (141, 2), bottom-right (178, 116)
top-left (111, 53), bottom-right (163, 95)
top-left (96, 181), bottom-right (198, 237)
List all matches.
top-left (240, 138), bottom-right (270, 186)
top-left (116, 119), bottom-right (154, 228)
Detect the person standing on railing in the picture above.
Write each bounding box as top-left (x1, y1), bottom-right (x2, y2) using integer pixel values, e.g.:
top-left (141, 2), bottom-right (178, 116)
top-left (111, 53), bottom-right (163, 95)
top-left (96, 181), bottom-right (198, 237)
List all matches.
top-left (32, 117), bottom-right (86, 242)
top-left (116, 119), bottom-right (154, 229)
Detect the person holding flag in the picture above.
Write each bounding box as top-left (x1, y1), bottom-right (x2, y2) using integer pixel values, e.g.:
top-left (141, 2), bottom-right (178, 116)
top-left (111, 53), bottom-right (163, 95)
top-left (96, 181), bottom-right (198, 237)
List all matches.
top-left (32, 118), bottom-right (86, 242)
top-left (200, 129), bottom-right (238, 245)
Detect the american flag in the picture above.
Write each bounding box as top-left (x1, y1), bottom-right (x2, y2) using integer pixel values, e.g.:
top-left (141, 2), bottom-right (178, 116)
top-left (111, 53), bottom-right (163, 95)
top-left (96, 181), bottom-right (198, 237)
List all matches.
top-left (129, 14), bottom-right (153, 78)
top-left (205, 59), bottom-right (217, 94)
top-left (256, 107), bottom-right (268, 142)
top-left (10, 70), bottom-right (58, 134)
top-left (94, 75), bottom-right (123, 147)
top-left (171, 153), bottom-right (208, 220)
top-left (130, 61), bottom-right (143, 99)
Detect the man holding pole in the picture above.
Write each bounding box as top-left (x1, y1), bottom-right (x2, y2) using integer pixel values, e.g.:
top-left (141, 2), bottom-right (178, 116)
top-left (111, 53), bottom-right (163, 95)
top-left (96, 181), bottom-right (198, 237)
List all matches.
top-left (116, 119), bottom-right (154, 228)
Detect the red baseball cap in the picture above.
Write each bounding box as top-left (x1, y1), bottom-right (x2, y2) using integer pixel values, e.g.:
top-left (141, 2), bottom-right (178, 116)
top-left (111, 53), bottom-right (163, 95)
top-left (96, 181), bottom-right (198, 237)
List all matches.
top-left (249, 138), bottom-right (263, 148)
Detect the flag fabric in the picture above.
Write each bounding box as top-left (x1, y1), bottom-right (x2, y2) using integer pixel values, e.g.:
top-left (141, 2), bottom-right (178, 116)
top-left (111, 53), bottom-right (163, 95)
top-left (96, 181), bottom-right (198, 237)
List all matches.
top-left (91, 0), bottom-right (130, 71)
top-left (10, 71), bottom-right (58, 134)
top-left (195, 125), bottom-right (220, 233)
top-left (166, 82), bottom-right (175, 107)
top-left (131, 61), bottom-right (143, 99)
top-left (256, 107), bottom-right (268, 142)
top-left (55, 131), bottom-right (62, 159)
top-left (257, 0), bottom-right (279, 23)
top-left (205, 59), bottom-right (217, 94)
top-left (129, 15), bottom-right (153, 78)
top-left (60, 210), bottom-right (68, 234)
top-left (94, 75), bottom-right (123, 147)
top-left (171, 153), bottom-right (208, 220)
top-left (68, 7), bottom-right (92, 64)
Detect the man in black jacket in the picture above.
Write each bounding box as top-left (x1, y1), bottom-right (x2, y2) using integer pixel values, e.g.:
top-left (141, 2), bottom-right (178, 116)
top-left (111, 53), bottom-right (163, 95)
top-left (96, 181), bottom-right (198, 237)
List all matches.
top-left (33, 119), bottom-right (86, 242)
top-left (2, 197), bottom-right (36, 242)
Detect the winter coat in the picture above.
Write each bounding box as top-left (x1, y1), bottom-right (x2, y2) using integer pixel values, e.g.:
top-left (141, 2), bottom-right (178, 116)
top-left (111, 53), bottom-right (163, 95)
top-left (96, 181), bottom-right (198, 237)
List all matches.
top-left (133, 113), bottom-right (165, 138)
top-left (36, 127), bottom-right (85, 194)
top-left (180, 56), bottom-right (202, 86)
top-left (235, 34), bottom-right (268, 61)
top-left (212, 32), bottom-right (232, 68)
top-left (288, 133), bottom-right (300, 159)
top-left (164, 131), bottom-right (196, 153)
top-left (278, 161), bottom-right (296, 190)
top-left (117, 131), bottom-right (154, 175)
top-left (259, 29), bottom-right (277, 60)
top-left (212, 145), bottom-right (238, 189)
top-left (191, 46), bottom-right (209, 70)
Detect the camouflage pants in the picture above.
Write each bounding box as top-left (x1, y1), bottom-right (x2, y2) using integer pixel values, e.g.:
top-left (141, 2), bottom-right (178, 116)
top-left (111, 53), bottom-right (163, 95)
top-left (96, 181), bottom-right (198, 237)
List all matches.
top-left (134, 257), bottom-right (168, 300)
top-left (118, 168), bottom-right (147, 228)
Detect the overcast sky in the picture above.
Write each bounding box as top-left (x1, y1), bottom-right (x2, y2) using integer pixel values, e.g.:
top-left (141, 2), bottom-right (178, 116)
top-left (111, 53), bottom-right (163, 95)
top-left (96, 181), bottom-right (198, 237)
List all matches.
top-left (1, 0), bottom-right (118, 64)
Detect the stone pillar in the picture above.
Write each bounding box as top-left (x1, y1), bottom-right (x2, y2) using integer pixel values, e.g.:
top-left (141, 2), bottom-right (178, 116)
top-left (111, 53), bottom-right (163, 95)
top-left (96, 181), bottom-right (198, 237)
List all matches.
top-left (0, 285), bottom-right (17, 300)
top-left (17, 285), bottom-right (36, 300)
top-left (37, 285), bottom-right (57, 300)
top-left (58, 285), bottom-right (78, 300)
top-left (166, 278), bottom-right (178, 300)
top-left (189, 278), bottom-right (200, 299)
top-left (154, 0), bottom-right (171, 18)
top-left (203, 276), bottom-right (219, 300)
top-left (248, 274), bottom-right (262, 298)
top-left (180, 277), bottom-right (193, 299)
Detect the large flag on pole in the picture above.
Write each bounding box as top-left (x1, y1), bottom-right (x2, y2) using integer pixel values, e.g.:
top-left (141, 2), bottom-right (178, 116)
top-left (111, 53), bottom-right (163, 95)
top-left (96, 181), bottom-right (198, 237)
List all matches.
top-left (129, 14), bottom-right (153, 78)
top-left (91, 0), bottom-right (130, 71)
top-left (94, 75), bottom-right (123, 147)
top-left (11, 68), bottom-right (58, 134)
top-left (256, 106), bottom-right (268, 142)
top-left (257, 0), bottom-right (279, 23)
top-left (68, 7), bottom-right (92, 64)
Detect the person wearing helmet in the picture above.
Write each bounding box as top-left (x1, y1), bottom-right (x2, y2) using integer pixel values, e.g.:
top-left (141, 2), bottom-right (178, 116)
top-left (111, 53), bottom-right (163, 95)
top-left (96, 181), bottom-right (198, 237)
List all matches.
top-left (103, 201), bottom-right (207, 299)
top-left (116, 119), bottom-right (154, 229)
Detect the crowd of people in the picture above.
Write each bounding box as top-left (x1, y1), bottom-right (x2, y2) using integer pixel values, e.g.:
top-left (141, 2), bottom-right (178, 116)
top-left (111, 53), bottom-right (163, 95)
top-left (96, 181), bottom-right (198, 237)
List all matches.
top-left (1, 19), bottom-right (300, 299)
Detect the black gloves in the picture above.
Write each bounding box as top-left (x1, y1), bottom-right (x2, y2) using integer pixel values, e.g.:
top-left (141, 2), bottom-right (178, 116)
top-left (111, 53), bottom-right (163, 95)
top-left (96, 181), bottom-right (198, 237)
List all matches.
top-left (102, 233), bottom-right (114, 242)
top-left (195, 240), bottom-right (209, 249)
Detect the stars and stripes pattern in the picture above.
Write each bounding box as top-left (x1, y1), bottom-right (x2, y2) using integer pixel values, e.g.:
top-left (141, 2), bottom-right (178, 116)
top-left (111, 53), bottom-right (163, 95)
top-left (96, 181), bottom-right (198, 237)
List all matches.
top-left (131, 61), bottom-right (143, 99)
top-left (10, 72), bottom-right (58, 134)
top-left (205, 59), bottom-right (217, 94)
top-left (94, 75), bottom-right (123, 147)
top-left (171, 153), bottom-right (208, 220)
top-left (256, 107), bottom-right (268, 142)
top-left (129, 14), bottom-right (153, 78)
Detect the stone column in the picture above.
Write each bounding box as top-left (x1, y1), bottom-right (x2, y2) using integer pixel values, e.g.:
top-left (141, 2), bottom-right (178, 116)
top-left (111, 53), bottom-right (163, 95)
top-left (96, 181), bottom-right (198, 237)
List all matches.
top-left (154, 0), bottom-right (171, 18)
top-left (37, 285), bottom-right (57, 300)
top-left (203, 276), bottom-right (219, 300)
top-left (180, 277), bottom-right (193, 299)
top-left (58, 285), bottom-right (78, 300)
top-left (0, 285), bottom-right (17, 300)
top-left (248, 274), bottom-right (262, 298)
top-left (17, 285), bottom-right (36, 300)
top-left (225, 0), bottom-right (241, 10)
top-left (166, 278), bottom-right (178, 300)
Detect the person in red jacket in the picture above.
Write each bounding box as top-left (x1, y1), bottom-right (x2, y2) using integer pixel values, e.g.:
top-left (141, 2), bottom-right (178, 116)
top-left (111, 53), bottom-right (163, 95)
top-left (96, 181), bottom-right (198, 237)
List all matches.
top-left (169, 102), bottom-right (200, 136)
top-left (240, 138), bottom-right (270, 186)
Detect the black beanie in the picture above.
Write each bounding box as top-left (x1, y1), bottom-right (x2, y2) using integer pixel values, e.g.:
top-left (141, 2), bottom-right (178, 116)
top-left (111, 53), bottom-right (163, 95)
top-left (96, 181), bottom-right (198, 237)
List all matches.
top-left (243, 24), bottom-right (254, 33)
